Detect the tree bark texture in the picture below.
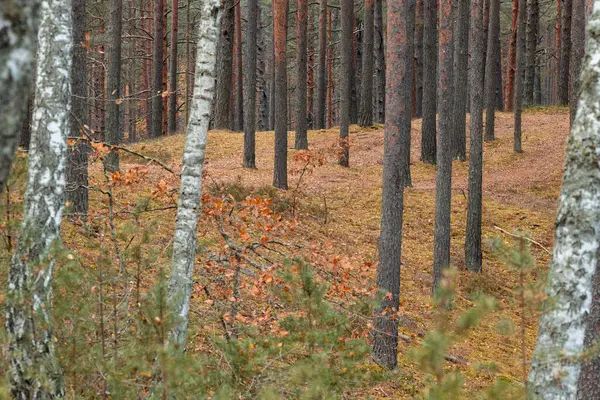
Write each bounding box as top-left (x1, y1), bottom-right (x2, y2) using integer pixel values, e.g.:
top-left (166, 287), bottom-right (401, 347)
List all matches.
top-left (571, 0), bottom-right (586, 124)
top-left (359, 0), bottom-right (375, 127)
top-left (6, 0), bottom-right (72, 395)
top-left (559, 0), bottom-right (573, 104)
top-left (168, 0), bottom-right (179, 133)
top-left (151, 0), bottom-right (165, 137)
top-left (485, 0), bottom-right (500, 141)
top-left (528, 5), bottom-right (600, 396)
top-left (524, 0), bottom-right (539, 105)
top-left (233, 2), bottom-right (243, 132)
top-left (514, 0), bottom-right (526, 153)
top-left (0, 1), bottom-right (42, 193)
top-left (214, 0), bottom-right (234, 130)
top-left (339, 0), bottom-right (353, 167)
top-left (451, 0), bottom-right (469, 161)
top-left (167, 0), bottom-right (221, 348)
top-left (374, 0), bottom-right (386, 123)
top-left (421, 0), bottom-right (438, 163)
top-left (273, 0), bottom-right (289, 189)
top-left (414, 0), bottom-right (424, 118)
top-left (505, 0), bottom-right (518, 111)
top-left (295, 0), bottom-right (309, 149)
top-left (105, 0), bottom-right (123, 171)
top-left (315, 0), bottom-right (328, 129)
top-left (243, 0), bottom-right (258, 166)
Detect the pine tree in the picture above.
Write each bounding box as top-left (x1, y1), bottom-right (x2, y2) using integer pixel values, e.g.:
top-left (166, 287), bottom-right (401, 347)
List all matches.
top-left (484, 0), bottom-right (500, 141)
top-left (105, 0), bottom-right (123, 171)
top-left (315, 0), bottom-right (328, 129)
top-left (168, 0), bottom-right (179, 134)
top-left (451, 0), bottom-right (469, 161)
top-left (558, 0), bottom-right (572, 104)
top-left (513, 0), bottom-right (526, 153)
top-left (339, 0), bottom-right (353, 167)
top-left (570, 0), bottom-right (586, 124)
top-left (214, 0), bottom-right (234, 130)
top-left (273, 0), bottom-right (289, 189)
top-left (243, 0), bottom-right (258, 166)
top-left (358, 0), bottom-right (375, 127)
top-left (151, 0), bottom-right (165, 137)
top-left (421, 0), bottom-right (438, 163)
top-left (295, 0), bottom-right (309, 149)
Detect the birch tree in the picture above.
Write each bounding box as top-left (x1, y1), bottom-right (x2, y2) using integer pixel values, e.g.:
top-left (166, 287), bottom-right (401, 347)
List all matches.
top-left (5, 0), bottom-right (72, 396)
top-left (528, 3), bottom-right (600, 396)
top-left (0, 1), bottom-right (42, 193)
top-left (167, 0), bottom-right (221, 348)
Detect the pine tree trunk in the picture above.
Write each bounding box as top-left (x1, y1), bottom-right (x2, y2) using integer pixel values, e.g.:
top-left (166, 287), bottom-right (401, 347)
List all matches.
top-left (214, 0), bottom-right (234, 129)
top-left (495, 33), bottom-right (504, 110)
top-left (273, 0), bottom-right (289, 189)
top-left (466, 0), bottom-right (485, 272)
top-left (374, 0), bottom-right (386, 123)
top-left (295, 0), bottom-right (309, 149)
top-left (421, 0), bottom-right (438, 164)
top-left (0, 1), bottom-right (41, 192)
top-left (168, 0), bottom-right (179, 133)
top-left (571, 0), bottom-right (586, 124)
top-left (555, 0), bottom-right (562, 103)
top-left (234, 2), bottom-right (243, 132)
top-left (257, 6), bottom-right (269, 131)
top-left (67, 0), bottom-right (89, 220)
top-left (151, 0), bottom-right (165, 137)
top-left (359, 0), bottom-right (375, 127)
top-left (6, 0), bottom-right (72, 395)
top-left (558, 0), bottom-right (572, 104)
top-left (327, 9), bottom-right (335, 128)
top-left (315, 0), bottom-right (327, 129)
top-left (451, 0), bottom-right (469, 161)
top-left (307, 13), bottom-right (315, 129)
top-left (514, 0), bottom-right (526, 153)
top-left (372, 0), bottom-right (414, 370)
top-left (505, 0), bottom-right (518, 111)
top-left (524, 0), bottom-right (539, 105)
top-left (105, 0), bottom-right (123, 171)
top-left (485, 0), bottom-right (500, 141)
top-left (339, 0), bottom-right (353, 167)
top-left (350, 16), bottom-right (358, 125)
top-left (432, 0), bottom-right (454, 291)
top-left (529, 6), bottom-right (600, 395)
top-left (167, 0), bottom-right (221, 348)
top-left (243, 0), bottom-right (258, 166)
top-left (414, 0), bottom-right (424, 118)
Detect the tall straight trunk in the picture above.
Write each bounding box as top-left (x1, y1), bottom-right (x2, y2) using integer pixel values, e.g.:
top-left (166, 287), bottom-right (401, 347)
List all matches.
top-left (168, 0), bottom-right (179, 133)
top-left (372, 0), bottom-right (414, 370)
top-left (143, 0), bottom-right (152, 135)
top-left (414, 0), bottom-right (424, 118)
top-left (514, 0), bottom-right (526, 153)
top-left (168, 0), bottom-right (221, 348)
top-left (359, 0), bottom-right (375, 127)
top-left (270, 27), bottom-right (276, 131)
top-left (466, 0), bottom-right (485, 272)
top-left (151, 0), bottom-right (165, 137)
top-left (185, 0), bottom-right (191, 127)
top-left (315, 0), bottom-right (328, 129)
top-left (495, 33), bottom-right (504, 110)
top-left (339, 0), bottom-right (353, 167)
top-left (558, 0), bottom-right (572, 104)
top-left (483, 0), bottom-right (489, 86)
top-left (350, 15), bottom-right (358, 125)
top-left (571, 0), bottom-right (586, 124)
top-left (421, 0), bottom-right (438, 163)
top-left (295, 0), bottom-right (309, 148)
top-left (505, 0), bottom-right (518, 111)
top-left (20, 87), bottom-right (34, 150)
top-left (234, 2), bottom-right (243, 131)
top-left (524, 0), bottom-right (539, 105)
top-left (555, 0), bottom-right (562, 103)
top-left (162, 15), bottom-right (168, 135)
top-left (534, 56), bottom-right (542, 104)
top-left (432, 0), bottom-right (454, 291)
top-left (529, 5), bottom-right (600, 395)
top-left (67, 0), bottom-right (89, 219)
top-left (6, 0), bottom-right (72, 395)
top-left (374, 0), bottom-right (386, 123)
top-left (243, 0), bottom-right (258, 166)
top-left (105, 0), bottom-right (123, 171)
top-left (273, 0), bottom-right (289, 189)
top-left (451, 0), bottom-right (469, 161)
top-left (214, 0), bottom-right (234, 129)
top-left (0, 1), bottom-right (41, 192)
top-left (127, 0), bottom-right (138, 142)
top-left (485, 0), bottom-right (500, 141)
top-left (307, 13), bottom-right (315, 129)
top-left (327, 9), bottom-right (335, 128)
top-left (257, 6), bottom-right (269, 131)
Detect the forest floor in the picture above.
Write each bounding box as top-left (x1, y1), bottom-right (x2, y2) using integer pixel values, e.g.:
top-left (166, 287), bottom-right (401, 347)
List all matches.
top-left (70, 107), bottom-right (567, 398)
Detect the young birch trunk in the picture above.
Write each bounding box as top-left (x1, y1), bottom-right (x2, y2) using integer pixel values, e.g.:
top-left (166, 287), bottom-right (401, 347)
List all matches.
top-left (0, 1), bottom-right (42, 193)
top-left (528, 3), bottom-right (600, 396)
top-left (167, 0), bottom-right (221, 348)
top-left (5, 0), bottom-right (72, 396)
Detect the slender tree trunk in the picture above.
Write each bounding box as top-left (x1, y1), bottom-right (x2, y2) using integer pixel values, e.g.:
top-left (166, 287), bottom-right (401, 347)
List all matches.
top-left (142, 0), bottom-right (152, 135)
top-left (350, 15), bottom-right (358, 125)
top-left (214, 0), bottom-right (234, 129)
top-left (359, 0), bottom-right (375, 127)
top-left (374, 0), bottom-right (386, 123)
top-left (67, 0), bottom-right (89, 220)
top-left (315, 0), bottom-right (328, 129)
top-left (243, 0), bottom-right (258, 166)
top-left (273, 0), bottom-right (289, 189)
top-left (432, 0), bottom-right (454, 291)
top-left (529, 6), bottom-right (600, 395)
top-left (559, 0), bottom-right (572, 104)
top-left (6, 0), bottom-right (72, 395)
top-left (151, 0), bottom-right (165, 137)
top-left (168, 0), bottom-right (179, 133)
top-left (466, 0), bottom-right (485, 272)
top-left (162, 15), bottom-right (168, 135)
top-left (414, 0), bottom-right (424, 118)
top-left (524, 0), bottom-right (539, 105)
top-left (327, 9), bottom-right (335, 128)
top-left (421, 0), bottom-right (438, 163)
top-left (307, 13), bottom-right (315, 129)
top-left (20, 87), bottom-right (34, 150)
top-left (571, 0), bottom-right (586, 124)
top-left (167, 0), bottom-right (221, 348)
top-left (485, 0), bottom-right (500, 140)
top-left (372, 0), bottom-right (414, 370)
top-left (339, 0), bottom-right (353, 167)
top-left (555, 0), bottom-right (562, 103)
top-left (257, 6), bottom-right (269, 131)
top-left (451, 0), bottom-right (469, 161)
top-left (128, 0), bottom-right (138, 142)
top-left (514, 0), bottom-right (526, 152)
top-left (0, 1), bottom-right (41, 192)
top-left (505, 0), bottom-right (519, 111)
top-left (234, 2), bottom-right (244, 132)
top-left (295, 0), bottom-right (309, 148)
top-left (105, 0), bottom-right (123, 171)
top-left (495, 33), bottom-right (504, 110)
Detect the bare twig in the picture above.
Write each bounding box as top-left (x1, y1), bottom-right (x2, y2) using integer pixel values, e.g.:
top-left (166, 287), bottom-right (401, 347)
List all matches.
top-left (493, 225), bottom-right (552, 256)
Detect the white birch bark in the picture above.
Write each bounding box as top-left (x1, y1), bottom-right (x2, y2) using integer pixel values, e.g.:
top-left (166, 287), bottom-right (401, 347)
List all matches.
top-left (528, 2), bottom-right (600, 397)
top-left (0, 0), bottom-right (42, 192)
top-left (5, 0), bottom-right (72, 397)
top-left (167, 0), bottom-right (221, 349)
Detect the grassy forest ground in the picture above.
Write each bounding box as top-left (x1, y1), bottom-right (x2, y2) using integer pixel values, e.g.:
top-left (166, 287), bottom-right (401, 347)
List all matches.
top-left (2, 108), bottom-right (568, 398)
